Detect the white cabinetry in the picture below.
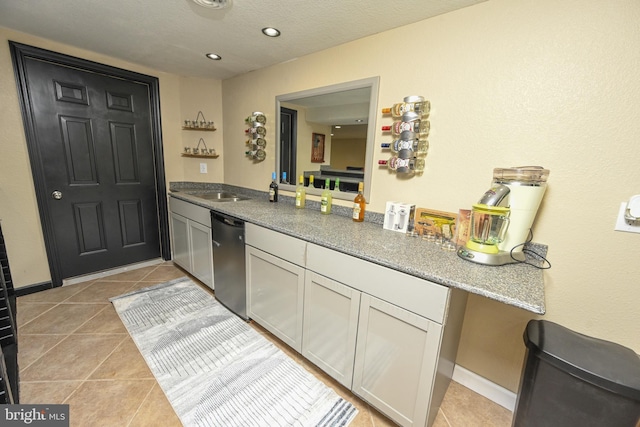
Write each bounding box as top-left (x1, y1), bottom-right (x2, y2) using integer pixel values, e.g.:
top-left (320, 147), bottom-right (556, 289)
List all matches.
top-left (169, 197), bottom-right (214, 289)
top-left (353, 294), bottom-right (442, 427)
top-left (245, 224), bottom-right (307, 352)
top-left (302, 271), bottom-right (360, 388)
top-left (245, 224), bottom-right (467, 427)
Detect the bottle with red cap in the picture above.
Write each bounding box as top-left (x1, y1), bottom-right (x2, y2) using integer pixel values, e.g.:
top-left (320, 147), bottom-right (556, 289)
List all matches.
top-left (381, 112), bottom-right (430, 137)
top-left (378, 156), bottom-right (426, 174)
top-left (381, 131), bottom-right (429, 157)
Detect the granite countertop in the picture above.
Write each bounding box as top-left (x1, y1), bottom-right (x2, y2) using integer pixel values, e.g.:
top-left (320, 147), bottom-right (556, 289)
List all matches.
top-left (169, 183), bottom-right (546, 314)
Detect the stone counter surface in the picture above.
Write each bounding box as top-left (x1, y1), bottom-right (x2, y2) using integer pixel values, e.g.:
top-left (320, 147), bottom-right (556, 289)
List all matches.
top-left (169, 183), bottom-right (546, 314)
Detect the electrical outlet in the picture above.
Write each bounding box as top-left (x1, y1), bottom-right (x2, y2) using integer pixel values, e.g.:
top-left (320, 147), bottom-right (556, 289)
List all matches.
top-left (199, 163), bottom-right (207, 174)
top-left (614, 202), bottom-right (640, 234)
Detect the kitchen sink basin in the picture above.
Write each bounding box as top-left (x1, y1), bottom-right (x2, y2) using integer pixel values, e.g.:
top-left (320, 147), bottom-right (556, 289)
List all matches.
top-left (190, 192), bottom-right (250, 202)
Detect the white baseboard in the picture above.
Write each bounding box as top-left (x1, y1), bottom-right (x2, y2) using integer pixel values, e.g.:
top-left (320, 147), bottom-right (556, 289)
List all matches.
top-left (452, 364), bottom-right (517, 412)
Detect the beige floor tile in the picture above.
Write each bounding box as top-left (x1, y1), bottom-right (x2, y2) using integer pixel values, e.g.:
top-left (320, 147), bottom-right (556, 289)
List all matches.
top-left (65, 379), bottom-right (156, 427)
top-left (19, 303), bottom-right (107, 335)
top-left (89, 337), bottom-right (153, 380)
top-left (20, 334), bottom-right (126, 381)
top-left (17, 282), bottom-right (95, 304)
top-left (18, 334), bottom-right (68, 370)
top-left (17, 302), bottom-right (57, 327)
top-left (440, 381), bottom-right (512, 427)
top-left (128, 384), bottom-right (182, 427)
top-left (65, 280), bottom-right (139, 303)
top-left (74, 305), bottom-right (128, 334)
top-left (433, 409), bottom-right (451, 427)
top-left (20, 381), bottom-right (83, 404)
top-left (138, 265), bottom-right (187, 283)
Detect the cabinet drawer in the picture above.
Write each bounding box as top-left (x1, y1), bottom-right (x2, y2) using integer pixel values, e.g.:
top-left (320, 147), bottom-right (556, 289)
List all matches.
top-left (306, 243), bottom-right (449, 324)
top-left (169, 197), bottom-right (210, 226)
top-left (245, 223), bottom-right (306, 267)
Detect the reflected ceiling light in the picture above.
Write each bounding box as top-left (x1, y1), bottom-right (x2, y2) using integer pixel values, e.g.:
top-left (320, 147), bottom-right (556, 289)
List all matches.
top-left (192, 0), bottom-right (230, 8)
top-left (262, 27), bottom-right (281, 37)
top-left (206, 53), bottom-right (222, 60)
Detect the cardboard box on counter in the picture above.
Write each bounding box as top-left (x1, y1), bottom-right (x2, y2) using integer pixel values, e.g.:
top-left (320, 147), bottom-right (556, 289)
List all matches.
top-left (383, 202), bottom-right (416, 233)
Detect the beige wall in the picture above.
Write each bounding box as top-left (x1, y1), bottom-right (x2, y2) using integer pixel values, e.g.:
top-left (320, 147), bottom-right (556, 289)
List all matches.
top-left (0, 27), bottom-right (223, 288)
top-left (1, 0), bottom-right (639, 394)
top-left (221, 0), bottom-right (640, 391)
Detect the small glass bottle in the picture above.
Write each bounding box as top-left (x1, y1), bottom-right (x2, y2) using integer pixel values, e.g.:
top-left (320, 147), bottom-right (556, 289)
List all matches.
top-left (378, 157), bottom-right (426, 174)
top-left (352, 182), bottom-right (366, 222)
top-left (381, 131), bottom-right (429, 156)
top-left (308, 174), bottom-right (315, 188)
top-left (333, 177), bottom-right (340, 193)
top-left (381, 100), bottom-right (430, 118)
top-left (320, 178), bottom-right (332, 215)
top-left (245, 125), bottom-right (267, 137)
top-left (281, 171), bottom-right (288, 184)
top-left (381, 112), bottom-right (430, 137)
top-left (245, 112), bottom-right (266, 124)
top-left (295, 175), bottom-right (306, 209)
top-left (269, 172), bottom-right (278, 202)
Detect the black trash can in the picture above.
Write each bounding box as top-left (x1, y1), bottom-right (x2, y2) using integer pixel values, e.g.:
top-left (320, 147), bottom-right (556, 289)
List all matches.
top-left (513, 320), bottom-right (640, 427)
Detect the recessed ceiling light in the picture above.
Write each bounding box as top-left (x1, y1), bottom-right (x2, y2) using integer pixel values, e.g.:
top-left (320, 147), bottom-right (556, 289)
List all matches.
top-left (262, 27), bottom-right (281, 37)
top-left (206, 53), bottom-right (222, 60)
top-left (355, 119), bottom-right (363, 123)
top-left (334, 125), bottom-right (342, 129)
top-left (192, 0), bottom-right (230, 9)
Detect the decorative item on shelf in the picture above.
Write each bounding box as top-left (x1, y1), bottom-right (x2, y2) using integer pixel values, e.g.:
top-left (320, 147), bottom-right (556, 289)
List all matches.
top-left (245, 111), bottom-right (267, 162)
top-left (380, 96), bottom-right (430, 176)
top-left (183, 111), bottom-right (216, 130)
top-left (181, 138), bottom-right (219, 158)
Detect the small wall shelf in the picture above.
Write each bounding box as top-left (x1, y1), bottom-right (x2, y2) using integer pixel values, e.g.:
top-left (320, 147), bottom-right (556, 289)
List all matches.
top-left (182, 126), bottom-right (217, 131)
top-left (181, 153), bottom-right (219, 159)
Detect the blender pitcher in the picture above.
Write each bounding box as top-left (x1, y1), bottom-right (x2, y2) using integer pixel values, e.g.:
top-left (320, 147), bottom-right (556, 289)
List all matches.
top-left (467, 205), bottom-right (510, 254)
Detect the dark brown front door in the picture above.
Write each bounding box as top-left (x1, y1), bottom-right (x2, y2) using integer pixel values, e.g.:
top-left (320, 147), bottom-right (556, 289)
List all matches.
top-left (11, 43), bottom-right (169, 285)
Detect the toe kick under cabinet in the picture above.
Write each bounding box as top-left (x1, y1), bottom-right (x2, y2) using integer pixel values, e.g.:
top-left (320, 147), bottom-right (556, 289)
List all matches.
top-left (245, 223), bottom-right (467, 427)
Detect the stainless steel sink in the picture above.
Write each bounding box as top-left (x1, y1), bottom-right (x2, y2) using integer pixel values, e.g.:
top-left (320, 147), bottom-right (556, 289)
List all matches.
top-left (190, 192), bottom-right (250, 202)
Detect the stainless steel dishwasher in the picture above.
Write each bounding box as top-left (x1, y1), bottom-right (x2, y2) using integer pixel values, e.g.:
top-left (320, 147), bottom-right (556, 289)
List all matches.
top-left (211, 211), bottom-right (247, 320)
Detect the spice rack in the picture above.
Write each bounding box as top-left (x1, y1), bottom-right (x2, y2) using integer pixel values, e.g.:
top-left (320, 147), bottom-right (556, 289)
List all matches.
top-left (379, 95), bottom-right (430, 176)
top-left (245, 111), bottom-right (267, 162)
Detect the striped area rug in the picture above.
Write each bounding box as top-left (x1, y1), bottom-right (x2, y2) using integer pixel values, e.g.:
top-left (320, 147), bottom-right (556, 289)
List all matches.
top-left (110, 277), bottom-right (357, 426)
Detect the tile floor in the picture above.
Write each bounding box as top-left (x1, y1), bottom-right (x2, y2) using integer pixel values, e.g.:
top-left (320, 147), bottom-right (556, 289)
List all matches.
top-left (16, 262), bottom-right (513, 427)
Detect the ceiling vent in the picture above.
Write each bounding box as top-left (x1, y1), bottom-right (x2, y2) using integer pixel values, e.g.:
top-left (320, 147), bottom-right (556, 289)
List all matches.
top-left (191, 0), bottom-right (230, 9)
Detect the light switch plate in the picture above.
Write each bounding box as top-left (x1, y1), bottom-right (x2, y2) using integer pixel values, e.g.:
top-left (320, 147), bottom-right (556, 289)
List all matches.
top-left (200, 163), bottom-right (207, 174)
top-left (614, 202), bottom-right (640, 233)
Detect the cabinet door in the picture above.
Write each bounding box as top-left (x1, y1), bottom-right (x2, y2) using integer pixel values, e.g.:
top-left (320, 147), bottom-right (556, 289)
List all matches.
top-left (302, 271), bottom-right (360, 389)
top-left (170, 212), bottom-right (190, 272)
top-left (246, 246), bottom-right (305, 352)
top-left (353, 294), bottom-right (442, 427)
top-left (189, 220), bottom-right (214, 289)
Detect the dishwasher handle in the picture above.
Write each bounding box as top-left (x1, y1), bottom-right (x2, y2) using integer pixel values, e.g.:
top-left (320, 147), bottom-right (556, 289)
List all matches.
top-left (211, 212), bottom-right (245, 228)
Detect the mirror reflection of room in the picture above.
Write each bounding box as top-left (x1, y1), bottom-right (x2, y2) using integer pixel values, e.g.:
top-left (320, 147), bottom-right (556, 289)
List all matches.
top-left (279, 86), bottom-right (371, 194)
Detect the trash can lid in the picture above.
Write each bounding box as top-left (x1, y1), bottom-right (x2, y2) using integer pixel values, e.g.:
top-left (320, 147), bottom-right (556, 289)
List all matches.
top-left (525, 320), bottom-right (640, 401)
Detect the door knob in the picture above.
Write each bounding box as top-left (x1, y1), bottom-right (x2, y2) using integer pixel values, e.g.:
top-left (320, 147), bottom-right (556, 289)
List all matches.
top-left (52, 190), bottom-right (63, 200)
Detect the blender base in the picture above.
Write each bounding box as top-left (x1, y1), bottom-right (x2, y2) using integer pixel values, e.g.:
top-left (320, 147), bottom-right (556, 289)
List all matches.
top-left (457, 246), bottom-right (525, 266)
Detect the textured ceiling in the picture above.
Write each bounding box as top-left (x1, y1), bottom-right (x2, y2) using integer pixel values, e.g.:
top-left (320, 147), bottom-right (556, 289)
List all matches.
top-left (0, 0), bottom-right (487, 80)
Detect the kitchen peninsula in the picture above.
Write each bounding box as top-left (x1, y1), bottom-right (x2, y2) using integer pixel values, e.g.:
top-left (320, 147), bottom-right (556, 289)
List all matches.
top-left (170, 183), bottom-right (546, 314)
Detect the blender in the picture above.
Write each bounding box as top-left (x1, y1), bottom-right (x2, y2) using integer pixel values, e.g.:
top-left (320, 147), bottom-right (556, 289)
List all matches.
top-left (458, 166), bottom-right (549, 266)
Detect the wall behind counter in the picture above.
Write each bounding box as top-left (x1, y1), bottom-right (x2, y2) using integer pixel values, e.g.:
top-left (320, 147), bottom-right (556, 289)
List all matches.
top-left (220, 0), bottom-right (640, 391)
